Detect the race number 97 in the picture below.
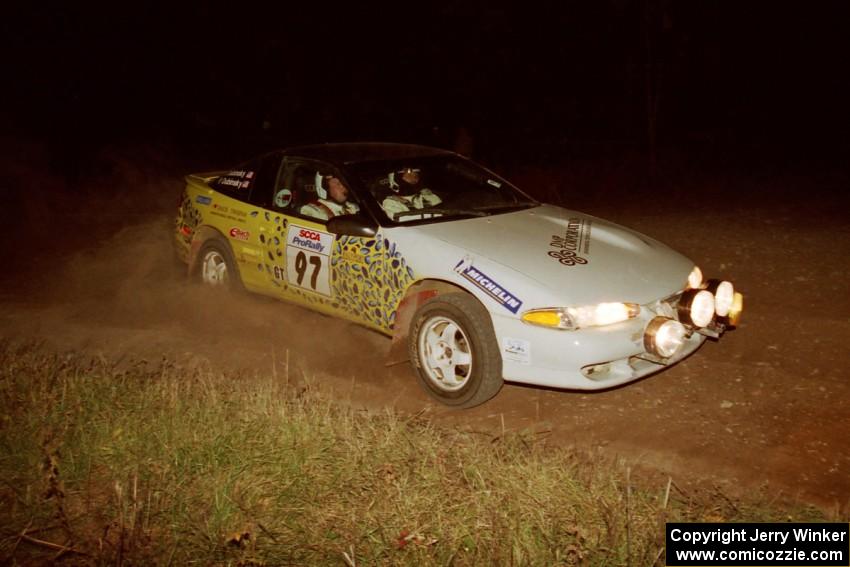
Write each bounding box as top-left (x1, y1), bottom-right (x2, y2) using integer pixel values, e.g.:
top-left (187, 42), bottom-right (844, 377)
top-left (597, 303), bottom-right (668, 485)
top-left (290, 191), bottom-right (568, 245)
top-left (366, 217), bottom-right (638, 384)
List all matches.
top-left (294, 251), bottom-right (322, 289)
top-left (286, 248), bottom-right (331, 296)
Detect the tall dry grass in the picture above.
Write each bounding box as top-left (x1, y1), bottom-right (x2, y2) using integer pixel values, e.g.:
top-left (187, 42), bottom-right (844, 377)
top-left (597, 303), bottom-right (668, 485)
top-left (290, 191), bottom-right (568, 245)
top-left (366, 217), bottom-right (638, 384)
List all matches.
top-left (0, 340), bottom-right (828, 565)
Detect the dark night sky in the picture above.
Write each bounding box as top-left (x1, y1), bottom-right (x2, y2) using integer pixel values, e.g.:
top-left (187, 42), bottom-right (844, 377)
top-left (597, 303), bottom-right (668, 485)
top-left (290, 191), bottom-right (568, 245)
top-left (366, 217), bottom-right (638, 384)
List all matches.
top-left (4, 2), bottom-right (849, 167)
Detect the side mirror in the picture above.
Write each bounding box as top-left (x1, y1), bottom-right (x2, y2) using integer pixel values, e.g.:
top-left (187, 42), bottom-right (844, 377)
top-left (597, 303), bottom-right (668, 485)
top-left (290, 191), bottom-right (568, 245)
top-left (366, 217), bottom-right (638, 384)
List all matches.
top-left (326, 213), bottom-right (378, 238)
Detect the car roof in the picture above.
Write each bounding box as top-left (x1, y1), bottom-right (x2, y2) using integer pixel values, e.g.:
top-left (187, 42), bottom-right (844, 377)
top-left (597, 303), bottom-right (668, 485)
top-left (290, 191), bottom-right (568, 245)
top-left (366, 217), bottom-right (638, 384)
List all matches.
top-left (281, 142), bottom-right (453, 166)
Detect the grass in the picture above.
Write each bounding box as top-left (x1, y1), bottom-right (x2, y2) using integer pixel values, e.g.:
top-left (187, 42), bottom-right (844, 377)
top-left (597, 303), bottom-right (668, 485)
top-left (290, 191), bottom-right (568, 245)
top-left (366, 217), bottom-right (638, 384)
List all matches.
top-left (0, 340), bottom-right (834, 565)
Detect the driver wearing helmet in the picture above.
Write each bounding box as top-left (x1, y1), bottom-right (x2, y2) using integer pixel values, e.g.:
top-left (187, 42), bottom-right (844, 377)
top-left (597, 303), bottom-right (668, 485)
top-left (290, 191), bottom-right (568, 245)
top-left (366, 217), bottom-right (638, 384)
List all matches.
top-left (381, 167), bottom-right (442, 217)
top-left (300, 173), bottom-right (360, 221)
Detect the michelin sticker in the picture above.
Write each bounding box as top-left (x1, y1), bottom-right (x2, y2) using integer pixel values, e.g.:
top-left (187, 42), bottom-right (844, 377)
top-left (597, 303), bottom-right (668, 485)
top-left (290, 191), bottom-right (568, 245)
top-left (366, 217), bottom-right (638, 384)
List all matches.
top-left (502, 337), bottom-right (531, 364)
top-left (285, 225), bottom-right (335, 296)
top-left (454, 259), bottom-right (522, 314)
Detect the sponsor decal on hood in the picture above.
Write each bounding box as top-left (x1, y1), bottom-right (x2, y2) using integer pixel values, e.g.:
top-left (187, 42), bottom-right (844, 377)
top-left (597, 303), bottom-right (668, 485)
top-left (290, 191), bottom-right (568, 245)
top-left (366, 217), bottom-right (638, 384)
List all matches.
top-left (548, 216), bottom-right (591, 266)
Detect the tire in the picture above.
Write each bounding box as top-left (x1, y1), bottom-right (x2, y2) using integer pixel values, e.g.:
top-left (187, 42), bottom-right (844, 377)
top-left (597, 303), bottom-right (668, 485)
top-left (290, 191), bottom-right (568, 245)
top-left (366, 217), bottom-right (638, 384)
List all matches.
top-left (196, 239), bottom-right (242, 291)
top-left (408, 293), bottom-right (503, 408)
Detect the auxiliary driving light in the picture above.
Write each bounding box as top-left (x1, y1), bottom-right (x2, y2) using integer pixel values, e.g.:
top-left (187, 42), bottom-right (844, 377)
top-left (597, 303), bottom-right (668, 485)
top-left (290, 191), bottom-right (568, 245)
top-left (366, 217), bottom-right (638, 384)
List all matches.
top-left (677, 289), bottom-right (715, 328)
top-left (687, 266), bottom-right (703, 289)
top-left (644, 317), bottom-right (686, 358)
top-left (705, 279), bottom-right (734, 317)
top-left (725, 292), bottom-right (744, 327)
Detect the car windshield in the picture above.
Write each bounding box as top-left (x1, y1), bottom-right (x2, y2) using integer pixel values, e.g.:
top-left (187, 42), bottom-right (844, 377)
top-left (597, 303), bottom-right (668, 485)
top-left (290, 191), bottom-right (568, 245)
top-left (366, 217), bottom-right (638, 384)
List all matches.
top-left (347, 155), bottom-right (538, 224)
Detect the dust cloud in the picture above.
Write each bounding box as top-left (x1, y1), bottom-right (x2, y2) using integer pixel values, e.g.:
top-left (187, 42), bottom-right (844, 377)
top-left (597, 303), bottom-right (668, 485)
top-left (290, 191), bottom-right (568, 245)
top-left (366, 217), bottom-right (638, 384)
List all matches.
top-left (0, 140), bottom-right (390, 387)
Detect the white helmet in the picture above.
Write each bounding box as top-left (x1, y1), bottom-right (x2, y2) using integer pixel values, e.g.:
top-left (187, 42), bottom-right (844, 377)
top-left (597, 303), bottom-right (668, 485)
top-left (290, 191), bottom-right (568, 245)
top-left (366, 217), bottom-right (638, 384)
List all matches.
top-left (315, 171), bottom-right (328, 199)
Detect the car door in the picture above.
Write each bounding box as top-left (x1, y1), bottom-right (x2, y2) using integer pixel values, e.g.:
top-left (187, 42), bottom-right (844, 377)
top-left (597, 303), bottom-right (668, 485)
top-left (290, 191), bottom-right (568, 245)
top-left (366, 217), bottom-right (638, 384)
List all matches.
top-left (260, 159), bottom-right (339, 304)
top-left (260, 158), bottom-right (397, 333)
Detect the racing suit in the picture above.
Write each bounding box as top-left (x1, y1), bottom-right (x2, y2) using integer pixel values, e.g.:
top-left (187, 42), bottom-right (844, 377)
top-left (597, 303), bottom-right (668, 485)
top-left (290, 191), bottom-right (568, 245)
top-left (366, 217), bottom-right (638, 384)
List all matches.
top-left (299, 198), bottom-right (359, 221)
top-left (381, 189), bottom-right (442, 217)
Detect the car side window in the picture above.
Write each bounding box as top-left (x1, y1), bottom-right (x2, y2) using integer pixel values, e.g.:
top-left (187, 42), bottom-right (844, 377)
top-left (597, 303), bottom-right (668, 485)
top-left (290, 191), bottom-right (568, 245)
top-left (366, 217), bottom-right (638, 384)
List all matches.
top-left (212, 152), bottom-right (283, 206)
top-left (271, 161), bottom-right (320, 214)
top-left (213, 165), bottom-right (256, 201)
top-left (248, 152), bottom-right (285, 208)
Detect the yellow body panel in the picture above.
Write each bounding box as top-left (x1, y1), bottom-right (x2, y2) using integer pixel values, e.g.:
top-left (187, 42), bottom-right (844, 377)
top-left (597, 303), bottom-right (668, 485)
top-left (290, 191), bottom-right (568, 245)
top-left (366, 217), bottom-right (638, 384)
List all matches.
top-left (175, 175), bottom-right (417, 336)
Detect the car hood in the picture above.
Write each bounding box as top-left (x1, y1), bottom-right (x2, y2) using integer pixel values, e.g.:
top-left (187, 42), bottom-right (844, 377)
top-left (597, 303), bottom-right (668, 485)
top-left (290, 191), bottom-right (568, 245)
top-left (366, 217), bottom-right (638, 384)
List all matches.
top-left (419, 204), bottom-right (693, 306)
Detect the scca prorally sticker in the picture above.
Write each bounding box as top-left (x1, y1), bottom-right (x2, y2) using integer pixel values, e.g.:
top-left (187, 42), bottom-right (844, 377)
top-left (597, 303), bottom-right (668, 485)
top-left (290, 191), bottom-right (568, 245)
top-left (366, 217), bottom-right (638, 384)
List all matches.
top-left (285, 225), bottom-right (334, 296)
top-left (454, 259), bottom-right (522, 314)
top-left (502, 337), bottom-right (531, 364)
top-left (288, 227), bottom-right (334, 254)
top-left (195, 195), bottom-right (212, 205)
top-left (548, 217), bottom-right (591, 266)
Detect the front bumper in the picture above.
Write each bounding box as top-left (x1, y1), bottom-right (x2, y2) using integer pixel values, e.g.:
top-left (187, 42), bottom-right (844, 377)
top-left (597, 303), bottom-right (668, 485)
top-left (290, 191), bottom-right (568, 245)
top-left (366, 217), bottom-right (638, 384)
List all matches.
top-left (492, 291), bottom-right (720, 390)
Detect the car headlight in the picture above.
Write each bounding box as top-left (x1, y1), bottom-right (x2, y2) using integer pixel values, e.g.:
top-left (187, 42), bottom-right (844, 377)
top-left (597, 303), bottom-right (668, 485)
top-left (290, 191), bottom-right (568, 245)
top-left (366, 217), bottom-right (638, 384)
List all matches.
top-left (687, 266), bottom-right (703, 289)
top-left (522, 302), bottom-right (640, 330)
top-left (677, 289), bottom-right (715, 328)
top-left (704, 279), bottom-right (734, 317)
top-left (645, 317), bottom-right (686, 357)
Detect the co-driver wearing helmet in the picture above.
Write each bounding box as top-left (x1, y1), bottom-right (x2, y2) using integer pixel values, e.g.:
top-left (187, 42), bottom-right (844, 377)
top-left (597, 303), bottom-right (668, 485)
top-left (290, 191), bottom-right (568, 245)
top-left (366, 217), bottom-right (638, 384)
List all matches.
top-left (300, 173), bottom-right (360, 221)
top-left (381, 167), bottom-right (442, 217)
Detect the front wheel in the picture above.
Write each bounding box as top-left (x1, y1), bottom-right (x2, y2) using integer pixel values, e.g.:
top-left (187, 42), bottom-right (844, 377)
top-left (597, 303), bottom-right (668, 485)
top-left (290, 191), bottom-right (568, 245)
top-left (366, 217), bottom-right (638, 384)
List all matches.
top-left (408, 293), bottom-right (503, 408)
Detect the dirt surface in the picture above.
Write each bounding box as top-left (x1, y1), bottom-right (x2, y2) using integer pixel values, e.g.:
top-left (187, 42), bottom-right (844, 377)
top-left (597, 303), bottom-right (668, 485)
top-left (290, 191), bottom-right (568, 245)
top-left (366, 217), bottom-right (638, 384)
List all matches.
top-left (2, 143), bottom-right (848, 515)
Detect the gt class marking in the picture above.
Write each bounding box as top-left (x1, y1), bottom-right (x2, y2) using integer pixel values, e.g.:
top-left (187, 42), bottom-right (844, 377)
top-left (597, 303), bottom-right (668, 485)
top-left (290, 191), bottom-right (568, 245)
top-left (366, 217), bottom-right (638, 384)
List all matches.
top-left (454, 260), bottom-right (523, 314)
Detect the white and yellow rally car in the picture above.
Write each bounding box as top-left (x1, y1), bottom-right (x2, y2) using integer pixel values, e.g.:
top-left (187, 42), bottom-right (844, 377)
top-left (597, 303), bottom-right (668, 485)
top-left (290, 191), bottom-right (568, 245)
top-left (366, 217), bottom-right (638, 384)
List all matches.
top-left (174, 143), bottom-right (742, 408)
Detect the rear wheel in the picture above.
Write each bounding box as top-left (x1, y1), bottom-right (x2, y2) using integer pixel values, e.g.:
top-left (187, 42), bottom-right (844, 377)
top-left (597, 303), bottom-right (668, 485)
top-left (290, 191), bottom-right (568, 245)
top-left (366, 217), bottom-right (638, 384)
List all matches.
top-left (197, 240), bottom-right (241, 290)
top-left (408, 293), bottom-right (503, 408)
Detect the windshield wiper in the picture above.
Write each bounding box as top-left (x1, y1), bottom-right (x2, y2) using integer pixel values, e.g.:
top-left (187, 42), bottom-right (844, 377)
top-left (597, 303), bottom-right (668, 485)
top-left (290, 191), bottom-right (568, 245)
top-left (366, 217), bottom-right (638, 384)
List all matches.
top-left (392, 207), bottom-right (489, 221)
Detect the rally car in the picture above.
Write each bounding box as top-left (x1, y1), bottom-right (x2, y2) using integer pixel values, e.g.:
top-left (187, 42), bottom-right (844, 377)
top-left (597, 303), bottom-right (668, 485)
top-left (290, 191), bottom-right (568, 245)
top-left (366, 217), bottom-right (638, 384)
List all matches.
top-left (174, 143), bottom-right (742, 408)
